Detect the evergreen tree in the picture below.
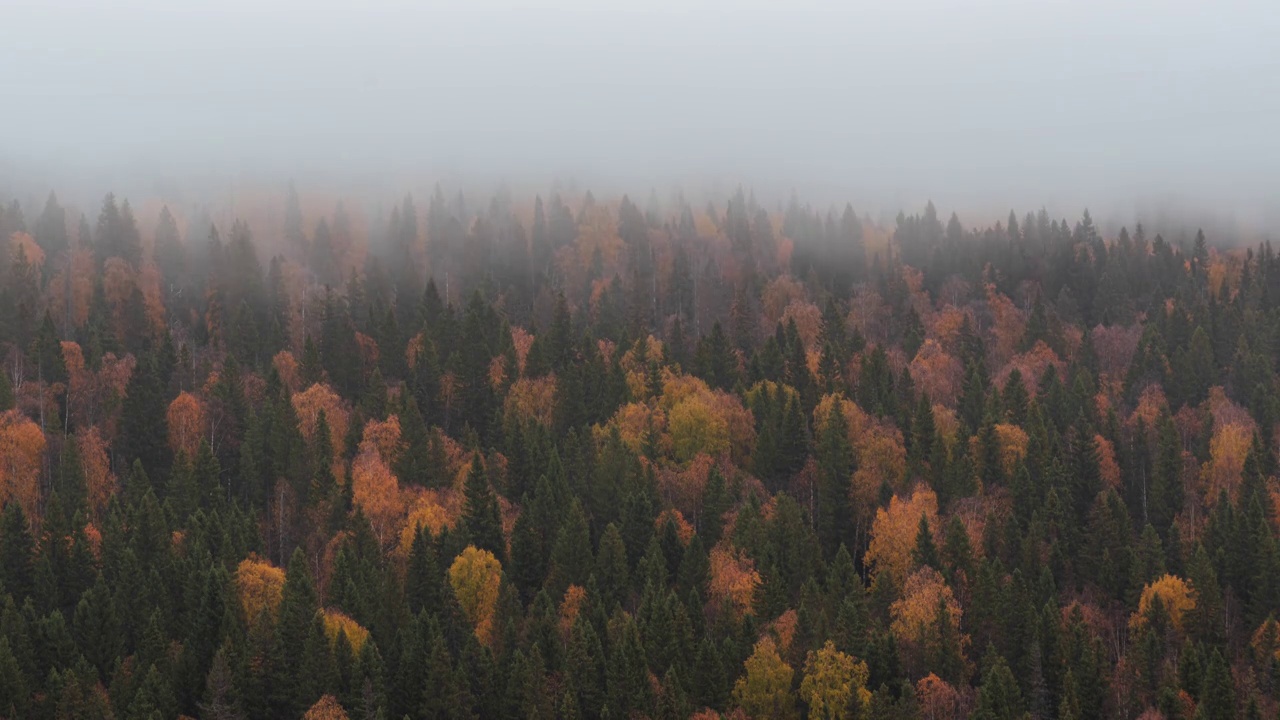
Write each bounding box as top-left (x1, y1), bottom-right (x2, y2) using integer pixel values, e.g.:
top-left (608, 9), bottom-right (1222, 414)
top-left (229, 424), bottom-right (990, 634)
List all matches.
top-left (461, 455), bottom-right (505, 563)
top-left (815, 401), bottom-right (854, 555)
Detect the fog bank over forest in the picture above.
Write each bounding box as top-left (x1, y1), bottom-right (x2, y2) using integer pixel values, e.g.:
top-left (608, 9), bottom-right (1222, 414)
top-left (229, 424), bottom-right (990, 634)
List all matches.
top-left (3, 0), bottom-right (1278, 242)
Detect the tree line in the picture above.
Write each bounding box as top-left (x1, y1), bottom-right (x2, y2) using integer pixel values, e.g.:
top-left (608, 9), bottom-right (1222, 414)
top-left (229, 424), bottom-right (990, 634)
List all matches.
top-left (0, 184), bottom-right (1276, 719)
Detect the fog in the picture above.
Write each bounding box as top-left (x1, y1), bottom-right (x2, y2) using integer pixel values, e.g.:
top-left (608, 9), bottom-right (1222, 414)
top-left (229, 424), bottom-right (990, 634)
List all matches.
top-left (3, 0), bottom-right (1278, 233)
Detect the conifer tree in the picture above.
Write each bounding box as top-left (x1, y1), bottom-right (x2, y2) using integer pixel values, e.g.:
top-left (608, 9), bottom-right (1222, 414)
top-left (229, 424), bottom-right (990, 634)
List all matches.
top-left (461, 455), bottom-right (505, 563)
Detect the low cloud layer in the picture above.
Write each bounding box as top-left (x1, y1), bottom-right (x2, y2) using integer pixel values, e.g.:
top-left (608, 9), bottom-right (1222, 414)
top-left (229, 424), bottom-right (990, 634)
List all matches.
top-left (4, 0), bottom-right (1278, 230)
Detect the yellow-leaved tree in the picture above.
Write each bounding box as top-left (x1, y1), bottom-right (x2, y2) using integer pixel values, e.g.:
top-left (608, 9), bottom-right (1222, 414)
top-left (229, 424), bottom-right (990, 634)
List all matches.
top-left (321, 609), bottom-right (370, 654)
top-left (800, 640), bottom-right (870, 720)
top-left (1131, 574), bottom-right (1196, 632)
top-left (733, 636), bottom-right (797, 719)
top-left (236, 555), bottom-right (285, 622)
top-left (449, 545), bottom-right (502, 646)
top-left (866, 487), bottom-right (939, 583)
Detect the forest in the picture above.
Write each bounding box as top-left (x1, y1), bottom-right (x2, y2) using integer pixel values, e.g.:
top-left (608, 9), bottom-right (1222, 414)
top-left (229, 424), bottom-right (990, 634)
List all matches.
top-left (0, 184), bottom-right (1277, 720)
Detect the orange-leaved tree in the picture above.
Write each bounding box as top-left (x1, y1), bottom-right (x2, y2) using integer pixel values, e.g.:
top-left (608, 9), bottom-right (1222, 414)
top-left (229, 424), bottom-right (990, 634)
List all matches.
top-left (302, 695), bottom-right (350, 720)
top-left (708, 542), bottom-right (761, 621)
top-left (0, 409), bottom-right (46, 519)
top-left (77, 426), bottom-right (116, 519)
top-left (866, 487), bottom-right (939, 583)
top-left (166, 391), bottom-right (208, 459)
top-left (1131, 574), bottom-right (1195, 632)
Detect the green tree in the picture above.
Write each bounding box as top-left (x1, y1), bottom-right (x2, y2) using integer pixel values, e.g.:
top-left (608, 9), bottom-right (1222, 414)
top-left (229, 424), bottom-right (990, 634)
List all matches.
top-left (461, 455), bottom-right (505, 563)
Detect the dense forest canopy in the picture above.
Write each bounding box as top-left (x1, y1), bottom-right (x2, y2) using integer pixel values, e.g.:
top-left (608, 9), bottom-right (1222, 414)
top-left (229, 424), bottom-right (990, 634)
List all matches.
top-left (0, 183), bottom-right (1278, 720)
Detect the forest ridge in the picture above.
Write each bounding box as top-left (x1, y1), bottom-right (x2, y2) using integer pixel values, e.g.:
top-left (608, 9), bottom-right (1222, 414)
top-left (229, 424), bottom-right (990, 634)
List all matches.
top-left (0, 185), bottom-right (1273, 720)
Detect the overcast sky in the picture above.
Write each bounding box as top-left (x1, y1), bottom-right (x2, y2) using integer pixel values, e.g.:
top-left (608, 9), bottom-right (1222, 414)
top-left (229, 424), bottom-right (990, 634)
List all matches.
top-left (3, 0), bottom-right (1278, 227)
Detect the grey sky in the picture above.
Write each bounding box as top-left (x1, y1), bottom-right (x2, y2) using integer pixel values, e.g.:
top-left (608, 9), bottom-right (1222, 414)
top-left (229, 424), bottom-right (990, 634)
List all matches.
top-left (3, 0), bottom-right (1278, 228)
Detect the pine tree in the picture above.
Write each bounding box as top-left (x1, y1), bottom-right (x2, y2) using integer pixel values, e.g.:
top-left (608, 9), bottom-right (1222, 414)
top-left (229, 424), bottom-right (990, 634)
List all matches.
top-left (279, 549), bottom-right (319, 716)
top-left (547, 499), bottom-right (593, 598)
top-left (1199, 650), bottom-right (1235, 720)
top-left (816, 401), bottom-right (854, 556)
top-left (912, 515), bottom-right (941, 571)
top-left (971, 648), bottom-right (1025, 720)
top-left (0, 368), bottom-right (12, 412)
top-left (118, 354), bottom-right (170, 477)
top-left (461, 455), bottom-right (505, 563)
top-left (0, 503), bottom-right (35, 604)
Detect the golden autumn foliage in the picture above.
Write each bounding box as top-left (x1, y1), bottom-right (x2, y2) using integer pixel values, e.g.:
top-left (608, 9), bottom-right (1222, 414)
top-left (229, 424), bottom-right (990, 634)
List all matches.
top-left (996, 341), bottom-right (1063, 395)
top-left (1207, 386), bottom-right (1254, 431)
top-left (985, 284), bottom-right (1025, 369)
top-left (910, 339), bottom-right (964, 407)
top-left (770, 609), bottom-right (799, 656)
top-left (669, 395), bottom-right (731, 463)
top-left (449, 545), bottom-right (502, 646)
top-left (360, 415), bottom-right (402, 465)
top-left (559, 584), bottom-right (588, 639)
top-left (654, 508), bottom-right (694, 545)
top-left (510, 326), bottom-right (535, 376)
top-left (397, 491), bottom-right (459, 556)
top-left (572, 204), bottom-right (624, 277)
top-left (351, 449), bottom-right (403, 547)
top-left (991, 424), bottom-right (1029, 479)
top-left (1131, 574), bottom-right (1196, 632)
top-left (77, 426), bottom-right (116, 518)
top-left (708, 542), bottom-right (760, 620)
top-left (781, 300), bottom-right (823, 352)
top-left (0, 410), bottom-right (45, 519)
top-left (63, 342), bottom-right (135, 432)
top-left (1130, 385), bottom-right (1169, 430)
top-left (813, 393), bottom-right (907, 502)
top-left (800, 640), bottom-right (871, 720)
top-left (761, 275), bottom-right (808, 327)
top-left (273, 350), bottom-right (302, 393)
top-left (927, 306), bottom-right (970, 354)
top-left (302, 695), bottom-right (350, 720)
top-left (321, 608), bottom-right (370, 654)
top-left (236, 554), bottom-right (286, 621)
top-left (890, 566), bottom-right (963, 647)
top-left (293, 383), bottom-right (349, 469)
top-left (606, 402), bottom-right (668, 457)
top-left (932, 404), bottom-right (961, 448)
top-left (504, 375), bottom-right (558, 428)
top-left (852, 423), bottom-right (907, 503)
top-left (1202, 422), bottom-right (1252, 504)
top-left (733, 636), bottom-right (797, 720)
top-left (1095, 434), bottom-right (1122, 490)
top-left (656, 371), bottom-right (755, 465)
top-left (166, 391), bottom-right (208, 458)
top-left (866, 487), bottom-right (939, 582)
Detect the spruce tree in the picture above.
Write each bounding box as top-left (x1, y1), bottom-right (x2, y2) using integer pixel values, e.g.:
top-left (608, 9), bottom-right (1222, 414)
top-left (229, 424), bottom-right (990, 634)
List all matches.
top-left (461, 455), bottom-right (505, 563)
top-left (815, 401), bottom-right (854, 556)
